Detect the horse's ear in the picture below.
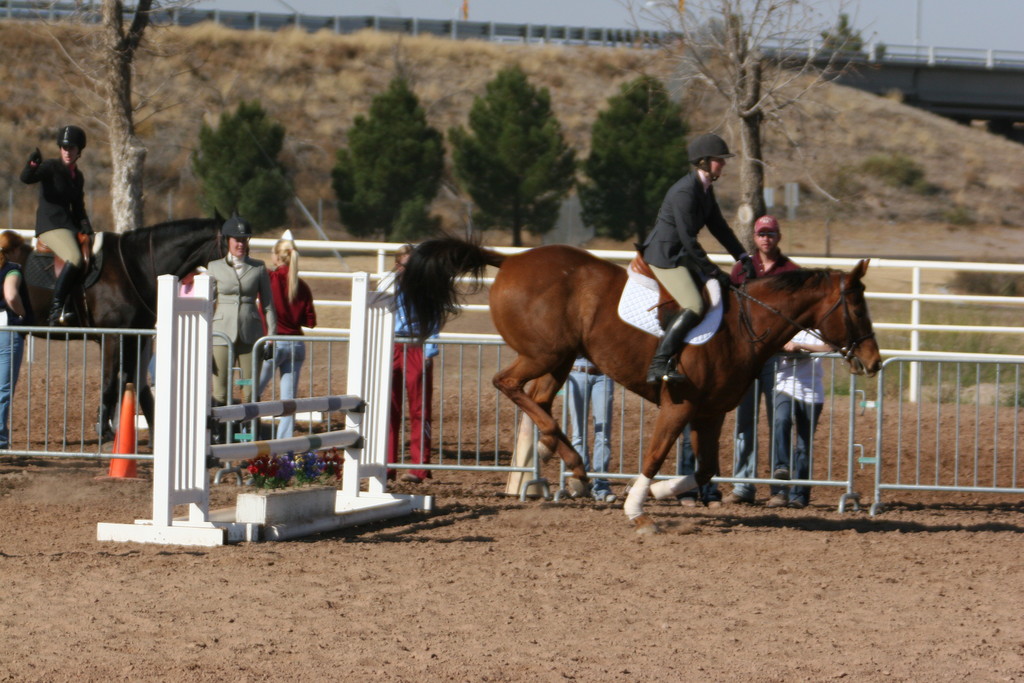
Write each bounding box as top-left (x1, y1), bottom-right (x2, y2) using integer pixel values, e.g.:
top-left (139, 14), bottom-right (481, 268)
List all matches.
top-left (212, 209), bottom-right (224, 223)
top-left (850, 258), bottom-right (870, 282)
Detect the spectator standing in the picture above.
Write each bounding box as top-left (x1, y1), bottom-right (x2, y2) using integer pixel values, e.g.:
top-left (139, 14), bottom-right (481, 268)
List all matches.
top-left (387, 245), bottom-right (438, 484)
top-left (258, 237), bottom-right (317, 439)
top-left (723, 215), bottom-right (800, 505)
top-left (676, 424), bottom-right (722, 507)
top-left (207, 216), bottom-right (277, 408)
top-left (0, 231), bottom-right (33, 449)
top-left (566, 357), bottom-right (616, 503)
top-left (19, 125), bottom-right (93, 325)
top-left (769, 329), bottom-right (829, 509)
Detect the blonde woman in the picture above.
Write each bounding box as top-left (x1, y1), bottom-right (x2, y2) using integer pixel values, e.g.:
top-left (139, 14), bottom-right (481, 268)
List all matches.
top-left (257, 237), bottom-right (317, 439)
top-left (0, 231), bottom-right (33, 449)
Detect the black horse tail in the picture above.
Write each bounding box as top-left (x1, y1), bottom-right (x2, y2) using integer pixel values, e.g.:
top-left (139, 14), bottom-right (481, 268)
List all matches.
top-left (397, 236), bottom-right (505, 342)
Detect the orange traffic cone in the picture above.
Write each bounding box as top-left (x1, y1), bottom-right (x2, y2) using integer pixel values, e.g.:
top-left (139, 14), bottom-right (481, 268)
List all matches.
top-left (106, 383), bottom-right (139, 479)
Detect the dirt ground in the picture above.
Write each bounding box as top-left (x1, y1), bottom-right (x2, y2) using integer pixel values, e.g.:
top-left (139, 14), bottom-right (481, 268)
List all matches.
top-left (2, 446), bottom-right (1023, 682)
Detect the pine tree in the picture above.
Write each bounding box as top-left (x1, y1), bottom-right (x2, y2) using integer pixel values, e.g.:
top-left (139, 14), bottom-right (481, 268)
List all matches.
top-left (331, 77), bottom-right (444, 241)
top-left (449, 66), bottom-right (576, 247)
top-left (192, 100), bottom-right (291, 232)
top-left (579, 75), bottom-right (689, 244)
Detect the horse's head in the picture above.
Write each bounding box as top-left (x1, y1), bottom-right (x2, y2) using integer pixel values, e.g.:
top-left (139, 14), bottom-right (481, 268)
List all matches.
top-left (817, 259), bottom-right (882, 377)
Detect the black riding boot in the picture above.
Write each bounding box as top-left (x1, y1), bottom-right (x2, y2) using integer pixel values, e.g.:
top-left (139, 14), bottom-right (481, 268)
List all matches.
top-left (48, 263), bottom-right (82, 326)
top-left (646, 309), bottom-right (701, 384)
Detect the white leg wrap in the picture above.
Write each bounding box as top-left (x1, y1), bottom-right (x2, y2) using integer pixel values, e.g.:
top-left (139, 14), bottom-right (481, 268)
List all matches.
top-left (624, 475), bottom-right (652, 520)
top-left (650, 475), bottom-right (698, 500)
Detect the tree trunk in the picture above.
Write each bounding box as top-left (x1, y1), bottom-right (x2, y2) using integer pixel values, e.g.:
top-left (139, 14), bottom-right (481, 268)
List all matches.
top-left (100, 0), bottom-right (151, 233)
top-left (735, 57), bottom-right (766, 247)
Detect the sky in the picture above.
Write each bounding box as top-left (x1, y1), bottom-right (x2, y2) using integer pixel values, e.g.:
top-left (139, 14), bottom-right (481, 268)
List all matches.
top-left (192, 0), bottom-right (1023, 53)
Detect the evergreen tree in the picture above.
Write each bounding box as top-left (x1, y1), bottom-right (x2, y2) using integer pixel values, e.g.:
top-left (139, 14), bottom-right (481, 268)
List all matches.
top-left (192, 100), bottom-right (291, 231)
top-left (449, 66), bottom-right (576, 247)
top-left (820, 13), bottom-right (864, 54)
top-left (579, 75), bottom-right (689, 243)
top-left (332, 77), bottom-right (444, 241)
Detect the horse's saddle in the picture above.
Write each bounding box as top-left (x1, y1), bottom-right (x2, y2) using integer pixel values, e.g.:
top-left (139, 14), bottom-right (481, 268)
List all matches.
top-left (617, 252), bottom-right (724, 344)
top-left (24, 232), bottom-right (105, 291)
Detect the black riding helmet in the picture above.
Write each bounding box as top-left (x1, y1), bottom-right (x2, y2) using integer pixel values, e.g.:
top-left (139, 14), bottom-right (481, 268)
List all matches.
top-left (221, 214), bottom-right (253, 239)
top-left (687, 133), bottom-right (733, 165)
top-left (57, 125), bottom-right (87, 151)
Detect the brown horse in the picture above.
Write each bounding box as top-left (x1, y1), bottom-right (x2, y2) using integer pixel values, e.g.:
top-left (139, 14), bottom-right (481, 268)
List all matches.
top-left (399, 237), bottom-right (882, 532)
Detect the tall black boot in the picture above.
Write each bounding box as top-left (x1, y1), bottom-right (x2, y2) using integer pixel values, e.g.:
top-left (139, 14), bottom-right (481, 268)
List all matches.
top-left (48, 263), bottom-right (82, 326)
top-left (646, 309), bottom-right (701, 384)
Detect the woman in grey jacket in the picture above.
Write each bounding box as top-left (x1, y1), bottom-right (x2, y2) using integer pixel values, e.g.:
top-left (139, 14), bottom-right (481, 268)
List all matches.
top-left (207, 215), bottom-right (277, 406)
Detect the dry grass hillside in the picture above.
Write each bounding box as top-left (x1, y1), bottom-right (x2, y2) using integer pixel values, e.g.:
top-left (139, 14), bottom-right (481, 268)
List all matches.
top-left (2, 19), bottom-right (1023, 262)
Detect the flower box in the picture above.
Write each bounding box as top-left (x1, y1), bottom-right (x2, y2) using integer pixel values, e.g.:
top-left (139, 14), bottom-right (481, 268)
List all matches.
top-left (235, 486), bottom-right (338, 525)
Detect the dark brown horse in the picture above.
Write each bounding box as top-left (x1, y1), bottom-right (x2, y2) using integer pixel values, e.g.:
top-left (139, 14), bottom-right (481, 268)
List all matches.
top-left (13, 218), bottom-right (224, 440)
top-left (399, 237), bottom-right (882, 532)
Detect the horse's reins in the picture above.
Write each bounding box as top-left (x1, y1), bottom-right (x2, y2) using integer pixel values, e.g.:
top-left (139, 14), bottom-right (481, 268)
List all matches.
top-left (730, 274), bottom-right (876, 366)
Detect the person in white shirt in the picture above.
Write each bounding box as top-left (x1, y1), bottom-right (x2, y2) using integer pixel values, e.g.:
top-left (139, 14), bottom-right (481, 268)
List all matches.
top-left (769, 329), bottom-right (830, 509)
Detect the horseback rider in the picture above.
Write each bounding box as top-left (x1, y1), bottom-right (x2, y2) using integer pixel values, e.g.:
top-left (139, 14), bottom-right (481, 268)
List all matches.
top-left (640, 132), bottom-right (756, 385)
top-left (19, 125), bottom-right (93, 326)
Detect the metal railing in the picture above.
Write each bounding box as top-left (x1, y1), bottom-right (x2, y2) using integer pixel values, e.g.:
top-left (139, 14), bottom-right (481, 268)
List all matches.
top-left (4, 1), bottom-right (1023, 65)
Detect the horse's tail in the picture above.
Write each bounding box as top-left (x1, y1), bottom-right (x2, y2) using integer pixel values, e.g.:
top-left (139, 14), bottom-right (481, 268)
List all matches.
top-left (398, 236), bottom-right (505, 341)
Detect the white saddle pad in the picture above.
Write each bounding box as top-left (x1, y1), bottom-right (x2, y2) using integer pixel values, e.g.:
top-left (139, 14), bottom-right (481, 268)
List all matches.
top-left (616, 268), bottom-right (724, 344)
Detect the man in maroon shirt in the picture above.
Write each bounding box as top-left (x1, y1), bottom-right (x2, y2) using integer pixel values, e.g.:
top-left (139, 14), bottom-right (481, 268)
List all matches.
top-left (723, 215), bottom-right (802, 506)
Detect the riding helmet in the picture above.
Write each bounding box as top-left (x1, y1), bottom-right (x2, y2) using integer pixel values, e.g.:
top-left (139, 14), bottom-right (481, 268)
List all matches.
top-left (221, 215), bottom-right (253, 239)
top-left (57, 125), bottom-right (87, 151)
top-left (687, 133), bottom-right (733, 164)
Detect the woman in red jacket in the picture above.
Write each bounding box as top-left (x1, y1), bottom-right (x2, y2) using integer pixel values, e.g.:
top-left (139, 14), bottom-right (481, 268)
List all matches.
top-left (257, 237), bottom-right (317, 439)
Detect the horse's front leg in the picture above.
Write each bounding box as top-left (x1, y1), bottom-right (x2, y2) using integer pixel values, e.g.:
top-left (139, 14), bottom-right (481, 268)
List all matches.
top-left (624, 401), bottom-right (694, 533)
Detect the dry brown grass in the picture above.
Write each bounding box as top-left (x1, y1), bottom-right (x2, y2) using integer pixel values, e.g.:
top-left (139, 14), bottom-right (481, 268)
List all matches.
top-left (1, 19), bottom-right (1022, 256)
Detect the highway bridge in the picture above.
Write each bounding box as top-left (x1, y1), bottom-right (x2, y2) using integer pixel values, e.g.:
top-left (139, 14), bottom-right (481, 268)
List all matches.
top-left (4, 1), bottom-right (1023, 137)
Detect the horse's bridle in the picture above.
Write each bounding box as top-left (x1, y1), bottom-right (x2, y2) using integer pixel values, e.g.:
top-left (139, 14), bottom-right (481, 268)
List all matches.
top-left (732, 273), bottom-right (876, 370)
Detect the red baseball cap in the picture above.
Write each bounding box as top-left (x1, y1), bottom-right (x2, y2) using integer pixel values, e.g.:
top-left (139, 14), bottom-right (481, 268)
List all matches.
top-left (754, 215), bottom-right (780, 234)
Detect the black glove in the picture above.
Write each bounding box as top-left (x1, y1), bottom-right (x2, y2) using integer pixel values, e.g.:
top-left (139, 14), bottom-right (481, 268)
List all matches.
top-left (739, 254), bottom-right (756, 280)
top-left (80, 218), bottom-right (93, 235)
top-left (28, 147), bottom-right (42, 165)
top-left (261, 343), bottom-right (274, 362)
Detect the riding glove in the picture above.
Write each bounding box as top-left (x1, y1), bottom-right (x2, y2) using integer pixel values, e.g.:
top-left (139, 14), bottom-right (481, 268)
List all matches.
top-left (739, 254), bottom-right (756, 280)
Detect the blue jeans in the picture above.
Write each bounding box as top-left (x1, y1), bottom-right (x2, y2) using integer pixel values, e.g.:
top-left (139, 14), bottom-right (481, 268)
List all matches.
top-left (676, 424), bottom-right (721, 501)
top-left (0, 331), bottom-right (25, 449)
top-left (730, 358), bottom-right (780, 499)
top-left (566, 370), bottom-right (613, 496)
top-left (257, 339), bottom-right (306, 440)
top-left (771, 392), bottom-right (823, 505)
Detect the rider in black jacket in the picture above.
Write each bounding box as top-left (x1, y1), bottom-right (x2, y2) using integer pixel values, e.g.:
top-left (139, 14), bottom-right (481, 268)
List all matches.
top-left (640, 133), bottom-right (755, 385)
top-left (20, 125), bottom-right (93, 325)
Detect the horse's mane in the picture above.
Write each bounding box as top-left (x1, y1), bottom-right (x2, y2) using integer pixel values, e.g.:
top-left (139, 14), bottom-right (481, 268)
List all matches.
top-left (758, 267), bottom-right (835, 293)
top-left (118, 217), bottom-right (220, 247)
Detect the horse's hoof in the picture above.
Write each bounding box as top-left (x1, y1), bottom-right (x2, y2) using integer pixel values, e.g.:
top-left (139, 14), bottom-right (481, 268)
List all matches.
top-left (565, 477), bottom-right (589, 499)
top-left (632, 515), bottom-right (660, 535)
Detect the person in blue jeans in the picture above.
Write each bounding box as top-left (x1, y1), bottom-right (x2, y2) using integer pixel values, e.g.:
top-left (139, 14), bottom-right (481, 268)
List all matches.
top-left (769, 329), bottom-right (828, 509)
top-left (724, 214), bottom-right (801, 505)
top-left (0, 231), bottom-right (33, 449)
top-left (257, 237), bottom-right (317, 440)
top-left (566, 358), bottom-right (616, 502)
top-left (676, 423), bottom-right (722, 507)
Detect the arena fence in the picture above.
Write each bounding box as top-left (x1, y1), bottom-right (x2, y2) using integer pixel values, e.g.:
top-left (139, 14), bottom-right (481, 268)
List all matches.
top-left (4, 327), bottom-right (1023, 514)
top-left (869, 355), bottom-right (1024, 515)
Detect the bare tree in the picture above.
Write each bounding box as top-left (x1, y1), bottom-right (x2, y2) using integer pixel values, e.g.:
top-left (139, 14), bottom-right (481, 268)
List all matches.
top-left (100, 0), bottom-right (153, 232)
top-left (638, 0), bottom-right (856, 234)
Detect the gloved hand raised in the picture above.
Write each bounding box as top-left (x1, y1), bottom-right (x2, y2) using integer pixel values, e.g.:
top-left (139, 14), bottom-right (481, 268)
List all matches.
top-left (28, 148), bottom-right (42, 165)
top-left (739, 254), bottom-right (756, 280)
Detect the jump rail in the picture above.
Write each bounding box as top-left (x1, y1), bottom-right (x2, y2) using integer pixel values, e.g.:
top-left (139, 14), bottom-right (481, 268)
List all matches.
top-left (97, 272), bottom-right (429, 546)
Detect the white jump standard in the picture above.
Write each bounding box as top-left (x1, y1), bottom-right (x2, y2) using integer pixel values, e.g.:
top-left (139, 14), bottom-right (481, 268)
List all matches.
top-left (97, 272), bottom-right (429, 546)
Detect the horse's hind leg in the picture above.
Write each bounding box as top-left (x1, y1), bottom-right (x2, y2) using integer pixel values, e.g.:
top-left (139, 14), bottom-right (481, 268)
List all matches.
top-left (493, 359), bottom-right (588, 489)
